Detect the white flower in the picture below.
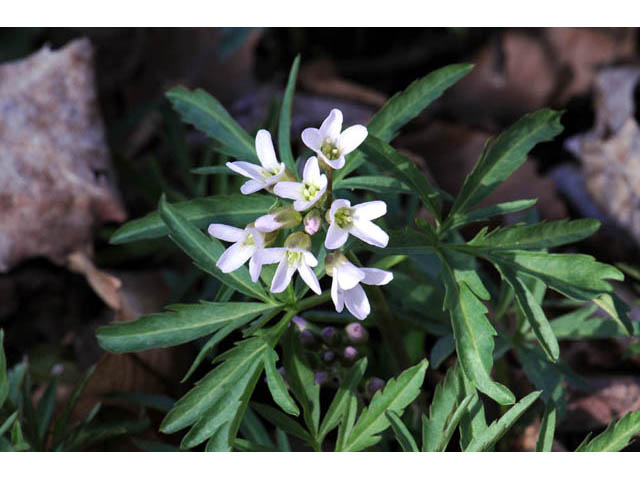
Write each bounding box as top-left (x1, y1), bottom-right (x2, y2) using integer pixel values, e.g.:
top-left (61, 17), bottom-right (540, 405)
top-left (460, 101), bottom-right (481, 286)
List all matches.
top-left (273, 156), bottom-right (327, 211)
top-left (301, 109), bottom-right (368, 170)
top-left (226, 129), bottom-right (286, 194)
top-left (327, 255), bottom-right (393, 320)
top-left (208, 223), bottom-right (266, 282)
top-left (256, 233), bottom-right (321, 295)
top-left (325, 199), bottom-right (389, 250)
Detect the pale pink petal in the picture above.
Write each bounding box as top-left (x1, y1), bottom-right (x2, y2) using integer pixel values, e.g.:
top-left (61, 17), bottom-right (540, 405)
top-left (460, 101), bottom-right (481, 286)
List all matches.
top-left (271, 260), bottom-right (295, 293)
top-left (360, 268), bottom-right (393, 286)
top-left (255, 129), bottom-right (279, 171)
top-left (298, 262), bottom-right (321, 295)
top-left (254, 214), bottom-right (282, 233)
top-left (301, 128), bottom-right (323, 151)
top-left (351, 220), bottom-right (389, 248)
top-left (240, 179), bottom-right (265, 195)
top-left (336, 262), bottom-right (366, 290)
top-left (208, 224), bottom-right (246, 242)
top-left (337, 125), bottom-right (368, 155)
top-left (274, 181), bottom-right (303, 201)
top-left (343, 284), bottom-right (370, 320)
top-left (226, 161), bottom-right (263, 180)
top-left (353, 201), bottom-right (387, 221)
top-left (325, 223), bottom-right (349, 250)
top-left (216, 242), bottom-right (255, 273)
top-left (255, 248), bottom-right (286, 265)
top-left (319, 109), bottom-right (343, 141)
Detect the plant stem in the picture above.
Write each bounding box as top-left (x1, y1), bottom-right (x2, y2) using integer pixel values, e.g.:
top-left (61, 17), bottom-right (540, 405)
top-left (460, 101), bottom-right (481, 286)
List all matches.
top-left (293, 291), bottom-right (332, 313)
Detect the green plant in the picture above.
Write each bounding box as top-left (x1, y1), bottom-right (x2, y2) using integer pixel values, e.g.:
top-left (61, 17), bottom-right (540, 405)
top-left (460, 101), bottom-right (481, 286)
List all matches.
top-left (97, 56), bottom-right (640, 452)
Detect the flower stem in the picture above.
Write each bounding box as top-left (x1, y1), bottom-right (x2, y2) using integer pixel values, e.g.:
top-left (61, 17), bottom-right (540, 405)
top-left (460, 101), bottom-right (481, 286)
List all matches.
top-left (292, 291), bottom-right (332, 313)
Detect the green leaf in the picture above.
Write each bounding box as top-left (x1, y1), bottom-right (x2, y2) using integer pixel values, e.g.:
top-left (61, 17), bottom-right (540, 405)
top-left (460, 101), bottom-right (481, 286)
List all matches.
top-left (239, 406), bottom-right (274, 448)
top-left (368, 229), bottom-right (438, 256)
top-left (467, 219), bottom-right (600, 251)
top-left (159, 194), bottom-right (271, 301)
top-left (516, 343), bottom-right (566, 417)
top-left (447, 199), bottom-right (537, 231)
top-left (0, 330), bottom-right (7, 410)
top-left (65, 418), bottom-right (150, 451)
top-left (278, 55), bottom-right (301, 178)
top-left (545, 305), bottom-right (639, 340)
top-left (465, 391), bottom-right (541, 452)
top-left (264, 347), bottom-right (300, 416)
top-left (52, 365), bottom-right (96, 445)
top-left (592, 293), bottom-right (634, 337)
top-left (429, 334), bottom-right (455, 370)
top-left (341, 359), bottom-right (428, 452)
top-left (437, 395), bottom-right (474, 452)
top-left (166, 86), bottom-right (257, 162)
top-left (335, 393), bottom-right (358, 452)
top-left (190, 165), bottom-right (232, 175)
top-left (446, 109), bottom-right (563, 223)
top-left (35, 377), bottom-right (58, 444)
top-left (0, 411), bottom-right (18, 438)
top-left (252, 402), bottom-right (314, 445)
top-left (102, 392), bottom-right (175, 413)
top-left (385, 410), bottom-right (418, 452)
top-left (334, 176), bottom-right (413, 194)
top-left (536, 404), bottom-right (556, 452)
top-left (359, 135), bottom-right (441, 218)
top-left (97, 301), bottom-right (275, 353)
top-left (576, 411), bottom-right (640, 452)
top-left (439, 253), bottom-right (515, 405)
top-left (161, 337), bottom-right (267, 450)
top-left (110, 194), bottom-right (275, 244)
top-left (318, 358), bottom-right (368, 441)
top-left (451, 364), bottom-right (488, 450)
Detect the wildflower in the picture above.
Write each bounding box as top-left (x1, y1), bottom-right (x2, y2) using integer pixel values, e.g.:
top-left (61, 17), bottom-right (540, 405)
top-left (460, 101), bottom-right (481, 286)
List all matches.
top-left (255, 206), bottom-right (302, 233)
top-left (226, 129), bottom-right (286, 194)
top-left (303, 209), bottom-right (322, 235)
top-left (256, 232), bottom-right (321, 294)
top-left (326, 252), bottom-right (393, 320)
top-left (273, 156), bottom-right (327, 211)
top-left (208, 223), bottom-right (267, 282)
top-left (325, 199), bottom-right (389, 250)
top-left (301, 108), bottom-right (368, 170)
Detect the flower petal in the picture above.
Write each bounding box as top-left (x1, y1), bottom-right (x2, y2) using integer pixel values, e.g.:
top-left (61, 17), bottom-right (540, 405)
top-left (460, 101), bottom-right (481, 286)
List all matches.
top-left (240, 179), bottom-right (265, 195)
top-left (255, 129), bottom-right (279, 171)
top-left (303, 251), bottom-right (318, 268)
top-left (301, 128), bottom-right (323, 151)
top-left (354, 200), bottom-right (387, 221)
top-left (343, 284), bottom-right (370, 320)
top-left (351, 219), bottom-right (389, 248)
top-left (208, 224), bottom-right (246, 242)
top-left (302, 156), bottom-right (321, 184)
top-left (319, 108), bottom-right (343, 141)
top-left (274, 181), bottom-right (303, 201)
top-left (331, 276), bottom-right (344, 312)
top-left (216, 242), bottom-right (255, 273)
top-left (254, 213), bottom-right (282, 233)
top-left (271, 259), bottom-right (295, 293)
top-left (325, 223), bottom-right (349, 250)
top-left (360, 268), bottom-right (393, 286)
top-left (336, 262), bottom-right (366, 290)
top-left (226, 161), bottom-right (263, 180)
top-left (338, 125), bottom-right (368, 155)
top-left (255, 248), bottom-right (286, 265)
top-left (298, 262), bottom-right (321, 295)
top-left (249, 255), bottom-right (262, 282)
top-left (322, 155), bottom-right (346, 170)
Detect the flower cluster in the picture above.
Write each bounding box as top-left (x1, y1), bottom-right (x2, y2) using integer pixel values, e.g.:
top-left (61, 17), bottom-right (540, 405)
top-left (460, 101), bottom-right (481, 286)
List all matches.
top-left (208, 109), bottom-right (393, 320)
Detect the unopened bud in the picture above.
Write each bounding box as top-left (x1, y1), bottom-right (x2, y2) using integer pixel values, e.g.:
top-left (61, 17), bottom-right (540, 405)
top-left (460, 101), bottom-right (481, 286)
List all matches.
top-left (321, 350), bottom-right (337, 364)
top-left (255, 206), bottom-right (301, 233)
top-left (292, 315), bottom-right (309, 332)
top-left (303, 209), bottom-right (322, 235)
top-left (325, 251), bottom-right (347, 277)
top-left (342, 345), bottom-right (359, 366)
top-left (314, 371), bottom-right (329, 386)
top-left (366, 377), bottom-right (385, 396)
top-left (285, 231), bottom-right (312, 251)
top-left (300, 329), bottom-right (318, 348)
top-left (321, 326), bottom-right (341, 346)
top-left (345, 322), bottom-right (368, 344)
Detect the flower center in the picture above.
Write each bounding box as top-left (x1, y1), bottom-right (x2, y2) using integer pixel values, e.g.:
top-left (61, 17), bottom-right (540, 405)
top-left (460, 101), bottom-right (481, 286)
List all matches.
top-left (302, 182), bottom-right (319, 201)
top-left (261, 167), bottom-right (279, 179)
top-left (321, 140), bottom-right (341, 160)
top-left (287, 250), bottom-right (303, 267)
top-left (334, 207), bottom-right (354, 229)
top-left (243, 232), bottom-right (255, 246)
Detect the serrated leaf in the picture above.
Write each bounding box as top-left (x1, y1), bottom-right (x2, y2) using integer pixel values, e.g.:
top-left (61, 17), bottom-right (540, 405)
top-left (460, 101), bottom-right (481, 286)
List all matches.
top-left (166, 86), bottom-right (257, 162)
top-left (437, 395), bottom-right (474, 452)
top-left (446, 109), bottom-right (563, 223)
top-left (110, 194), bottom-right (275, 244)
top-left (467, 219), bottom-right (600, 251)
top-left (264, 347), bottom-right (299, 416)
top-left (158, 194), bottom-right (271, 301)
top-left (319, 358), bottom-right (368, 441)
top-left (97, 302), bottom-right (275, 353)
top-left (385, 410), bottom-right (418, 452)
top-left (239, 406), bottom-right (274, 448)
top-left (359, 135), bottom-right (441, 218)
top-left (592, 293), bottom-right (634, 336)
top-left (422, 365), bottom-right (461, 452)
top-left (334, 176), bottom-right (413, 194)
top-left (252, 402), bottom-right (314, 445)
top-left (465, 391), bottom-right (541, 452)
top-left (576, 411), bottom-right (640, 452)
top-left (278, 55), bottom-right (300, 178)
top-left (545, 304), bottom-right (639, 340)
top-left (516, 343), bottom-right (566, 418)
top-left (448, 199), bottom-right (537, 231)
top-left (451, 364), bottom-right (488, 450)
top-left (430, 334), bottom-right (455, 370)
top-left (335, 394), bottom-right (358, 452)
top-left (341, 359), bottom-right (428, 452)
top-left (439, 254), bottom-right (515, 405)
